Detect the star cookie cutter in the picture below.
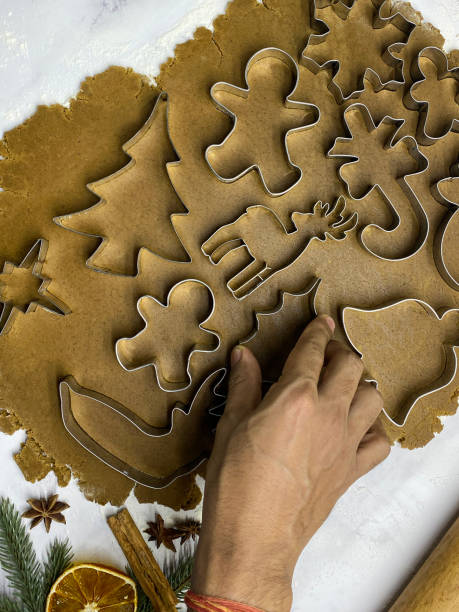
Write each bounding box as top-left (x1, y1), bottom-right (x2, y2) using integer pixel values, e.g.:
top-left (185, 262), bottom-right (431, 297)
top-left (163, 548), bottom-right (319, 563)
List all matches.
top-left (115, 279), bottom-right (220, 392)
top-left (59, 368), bottom-right (226, 489)
top-left (302, 0), bottom-right (415, 104)
top-left (405, 46), bottom-right (459, 146)
top-left (431, 160), bottom-right (459, 291)
top-left (0, 239), bottom-right (70, 334)
top-left (327, 103), bottom-right (429, 261)
top-left (341, 298), bottom-right (459, 427)
top-left (205, 47), bottom-right (320, 197)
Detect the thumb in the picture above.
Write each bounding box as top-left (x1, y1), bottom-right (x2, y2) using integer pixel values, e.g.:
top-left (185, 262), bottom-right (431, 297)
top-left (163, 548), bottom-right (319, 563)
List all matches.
top-left (221, 346), bottom-right (262, 430)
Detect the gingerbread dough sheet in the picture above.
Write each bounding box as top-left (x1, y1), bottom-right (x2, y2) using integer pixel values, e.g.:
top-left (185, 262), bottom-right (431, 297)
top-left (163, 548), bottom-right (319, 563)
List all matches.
top-left (0, 0), bottom-right (458, 508)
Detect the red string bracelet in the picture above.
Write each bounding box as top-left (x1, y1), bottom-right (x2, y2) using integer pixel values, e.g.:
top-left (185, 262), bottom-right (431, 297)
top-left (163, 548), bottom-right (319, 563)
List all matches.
top-left (185, 590), bottom-right (266, 612)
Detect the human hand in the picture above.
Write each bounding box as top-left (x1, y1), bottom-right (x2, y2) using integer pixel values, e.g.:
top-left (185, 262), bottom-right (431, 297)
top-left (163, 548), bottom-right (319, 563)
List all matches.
top-left (191, 315), bottom-right (391, 612)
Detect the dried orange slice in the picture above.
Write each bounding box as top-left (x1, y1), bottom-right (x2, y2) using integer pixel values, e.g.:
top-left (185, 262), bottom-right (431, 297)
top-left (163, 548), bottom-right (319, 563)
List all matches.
top-left (46, 563), bottom-right (137, 611)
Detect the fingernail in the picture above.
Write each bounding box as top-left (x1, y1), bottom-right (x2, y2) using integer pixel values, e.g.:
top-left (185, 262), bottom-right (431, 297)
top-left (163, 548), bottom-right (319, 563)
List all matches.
top-left (231, 346), bottom-right (243, 366)
top-left (321, 315), bottom-right (335, 333)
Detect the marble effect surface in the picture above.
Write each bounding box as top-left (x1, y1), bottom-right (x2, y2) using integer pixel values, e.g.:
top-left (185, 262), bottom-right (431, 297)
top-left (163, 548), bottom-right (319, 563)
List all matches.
top-left (0, 1), bottom-right (458, 610)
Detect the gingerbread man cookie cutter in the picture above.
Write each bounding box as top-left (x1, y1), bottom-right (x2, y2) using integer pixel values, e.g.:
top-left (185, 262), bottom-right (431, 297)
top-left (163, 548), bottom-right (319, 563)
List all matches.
top-left (302, 0), bottom-right (415, 104)
top-left (59, 368), bottom-right (226, 489)
top-left (115, 279), bottom-right (220, 392)
top-left (341, 298), bottom-right (459, 427)
top-left (205, 47), bottom-right (321, 197)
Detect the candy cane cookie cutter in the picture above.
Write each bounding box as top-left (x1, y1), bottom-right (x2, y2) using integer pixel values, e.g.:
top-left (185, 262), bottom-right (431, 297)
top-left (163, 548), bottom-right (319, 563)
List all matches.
top-left (59, 368), bottom-right (226, 489)
top-left (0, 238), bottom-right (70, 334)
top-left (301, 0), bottom-right (415, 104)
top-left (115, 279), bottom-right (220, 392)
top-left (327, 103), bottom-right (429, 261)
top-left (205, 47), bottom-right (320, 197)
top-left (404, 46), bottom-right (459, 146)
top-left (341, 298), bottom-right (459, 427)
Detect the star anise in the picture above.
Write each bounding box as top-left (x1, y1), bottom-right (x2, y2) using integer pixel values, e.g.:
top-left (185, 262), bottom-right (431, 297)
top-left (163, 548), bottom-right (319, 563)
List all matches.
top-left (144, 513), bottom-right (179, 553)
top-left (174, 520), bottom-right (201, 545)
top-left (22, 494), bottom-right (69, 533)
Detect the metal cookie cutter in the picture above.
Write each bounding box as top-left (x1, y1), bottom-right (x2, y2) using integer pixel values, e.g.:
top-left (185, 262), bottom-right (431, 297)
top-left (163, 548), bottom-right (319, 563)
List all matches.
top-left (302, 0), bottom-right (415, 104)
top-left (327, 103), bottom-right (429, 261)
top-left (0, 239), bottom-right (70, 334)
top-left (341, 298), bottom-right (459, 427)
top-left (431, 160), bottom-right (459, 291)
top-left (404, 46), bottom-right (459, 146)
top-left (205, 47), bottom-right (320, 197)
top-left (59, 368), bottom-right (226, 489)
top-left (115, 279), bottom-right (220, 392)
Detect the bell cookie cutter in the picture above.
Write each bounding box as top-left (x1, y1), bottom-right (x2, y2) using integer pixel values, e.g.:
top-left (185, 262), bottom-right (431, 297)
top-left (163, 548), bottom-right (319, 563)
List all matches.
top-left (404, 46), bottom-right (459, 146)
top-left (115, 279), bottom-right (220, 392)
top-left (341, 298), bottom-right (459, 427)
top-left (302, 0), bottom-right (415, 104)
top-left (327, 102), bottom-right (429, 261)
top-left (205, 47), bottom-right (320, 197)
top-left (0, 238), bottom-right (70, 334)
top-left (59, 368), bottom-right (226, 489)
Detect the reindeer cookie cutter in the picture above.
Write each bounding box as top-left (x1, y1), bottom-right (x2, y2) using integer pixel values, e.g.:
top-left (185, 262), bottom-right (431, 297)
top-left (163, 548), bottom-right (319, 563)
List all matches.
top-left (0, 238), bottom-right (70, 334)
top-left (59, 368), bottom-right (226, 489)
top-left (404, 46), bottom-right (459, 146)
top-left (115, 278), bottom-right (220, 392)
top-left (301, 0), bottom-right (415, 104)
top-left (205, 47), bottom-right (321, 197)
top-left (201, 196), bottom-right (356, 300)
top-left (341, 298), bottom-right (459, 427)
top-left (327, 102), bottom-right (429, 262)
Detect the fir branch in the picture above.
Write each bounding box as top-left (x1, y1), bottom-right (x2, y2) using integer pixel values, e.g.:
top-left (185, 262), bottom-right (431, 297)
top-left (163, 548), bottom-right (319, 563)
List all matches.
top-left (0, 498), bottom-right (43, 612)
top-left (163, 550), bottom-right (194, 602)
top-left (40, 538), bottom-right (73, 606)
top-left (0, 593), bottom-right (22, 612)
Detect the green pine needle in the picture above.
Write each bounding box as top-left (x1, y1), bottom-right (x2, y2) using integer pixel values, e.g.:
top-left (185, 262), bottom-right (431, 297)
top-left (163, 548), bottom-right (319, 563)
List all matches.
top-left (0, 593), bottom-right (23, 612)
top-left (164, 551), bottom-right (194, 602)
top-left (40, 538), bottom-right (73, 606)
top-left (0, 497), bottom-right (43, 612)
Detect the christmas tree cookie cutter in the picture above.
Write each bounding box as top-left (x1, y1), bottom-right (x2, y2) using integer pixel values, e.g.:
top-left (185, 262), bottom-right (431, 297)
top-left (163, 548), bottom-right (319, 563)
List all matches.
top-left (341, 298), bottom-right (459, 427)
top-left (404, 46), bottom-right (459, 146)
top-left (0, 239), bottom-right (70, 334)
top-left (205, 47), bottom-right (321, 197)
top-left (327, 102), bottom-right (429, 261)
top-left (59, 368), bottom-right (226, 489)
top-left (115, 279), bottom-right (220, 392)
top-left (302, 0), bottom-right (415, 104)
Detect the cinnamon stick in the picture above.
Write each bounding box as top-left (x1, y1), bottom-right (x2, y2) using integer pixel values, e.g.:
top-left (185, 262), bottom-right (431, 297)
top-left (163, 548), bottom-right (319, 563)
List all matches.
top-left (108, 508), bottom-right (178, 610)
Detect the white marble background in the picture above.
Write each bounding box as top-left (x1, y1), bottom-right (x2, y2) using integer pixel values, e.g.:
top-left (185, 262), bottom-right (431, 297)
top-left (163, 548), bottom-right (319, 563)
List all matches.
top-left (0, 1), bottom-right (458, 611)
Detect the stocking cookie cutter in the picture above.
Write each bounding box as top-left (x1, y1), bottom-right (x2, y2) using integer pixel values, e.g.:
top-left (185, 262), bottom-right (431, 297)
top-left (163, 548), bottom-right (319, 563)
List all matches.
top-left (404, 46), bottom-right (459, 146)
top-left (115, 279), bottom-right (220, 392)
top-left (205, 47), bottom-right (321, 197)
top-left (341, 298), bottom-right (459, 427)
top-left (302, 0), bottom-right (415, 104)
top-left (0, 238), bottom-right (70, 334)
top-left (59, 368), bottom-right (226, 489)
top-left (327, 102), bottom-right (429, 261)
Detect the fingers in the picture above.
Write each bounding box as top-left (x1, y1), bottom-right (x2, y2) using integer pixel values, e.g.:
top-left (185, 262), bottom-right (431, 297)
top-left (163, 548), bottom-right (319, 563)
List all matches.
top-left (348, 381), bottom-right (384, 446)
top-left (355, 420), bottom-right (391, 478)
top-left (319, 340), bottom-right (363, 409)
top-left (280, 315), bottom-right (335, 386)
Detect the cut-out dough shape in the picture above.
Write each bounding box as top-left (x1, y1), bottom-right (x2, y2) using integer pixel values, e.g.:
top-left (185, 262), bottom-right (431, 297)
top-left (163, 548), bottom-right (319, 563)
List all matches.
top-left (432, 164), bottom-right (459, 290)
top-left (328, 103), bottom-right (428, 261)
top-left (55, 93), bottom-right (189, 276)
top-left (342, 299), bottom-right (459, 426)
top-left (202, 196), bottom-right (356, 299)
top-left (59, 369), bottom-right (224, 489)
top-left (205, 47), bottom-right (320, 196)
top-left (406, 47), bottom-right (459, 145)
top-left (302, 0), bottom-right (414, 103)
top-left (116, 280), bottom-right (219, 391)
top-left (0, 239), bottom-right (69, 334)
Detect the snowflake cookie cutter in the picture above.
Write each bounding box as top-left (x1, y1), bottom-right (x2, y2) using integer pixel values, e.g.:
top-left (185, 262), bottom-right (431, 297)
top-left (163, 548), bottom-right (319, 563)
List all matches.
top-left (115, 279), bottom-right (220, 392)
top-left (205, 47), bottom-right (321, 197)
top-left (341, 298), bottom-right (459, 427)
top-left (327, 102), bottom-right (429, 261)
top-left (302, 0), bottom-right (415, 104)
top-left (59, 368), bottom-right (226, 489)
top-left (0, 239), bottom-right (70, 334)
top-left (431, 160), bottom-right (459, 291)
top-left (404, 46), bottom-right (459, 146)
